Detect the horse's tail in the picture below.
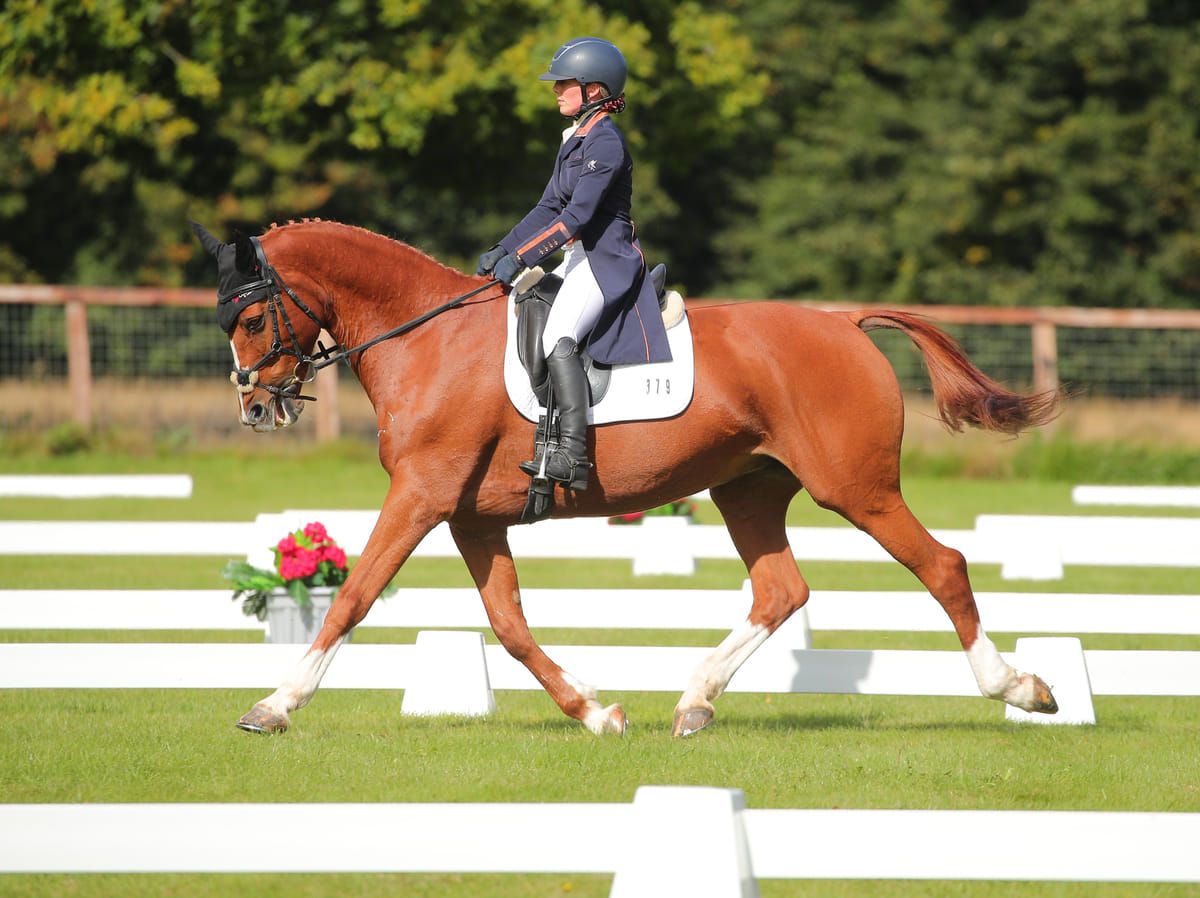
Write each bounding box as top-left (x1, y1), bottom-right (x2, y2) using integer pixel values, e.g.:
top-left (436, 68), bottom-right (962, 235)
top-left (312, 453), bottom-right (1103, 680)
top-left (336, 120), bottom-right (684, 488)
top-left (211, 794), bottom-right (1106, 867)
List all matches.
top-left (847, 309), bottom-right (1061, 435)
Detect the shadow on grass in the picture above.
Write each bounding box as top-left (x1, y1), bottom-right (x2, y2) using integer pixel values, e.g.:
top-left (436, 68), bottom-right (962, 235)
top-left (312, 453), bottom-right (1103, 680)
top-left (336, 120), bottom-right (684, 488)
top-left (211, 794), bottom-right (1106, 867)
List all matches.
top-left (715, 712), bottom-right (1019, 735)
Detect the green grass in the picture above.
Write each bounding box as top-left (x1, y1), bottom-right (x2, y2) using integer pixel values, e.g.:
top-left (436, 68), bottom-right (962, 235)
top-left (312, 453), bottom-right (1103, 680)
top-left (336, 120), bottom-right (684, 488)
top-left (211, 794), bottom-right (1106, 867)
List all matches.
top-left (2, 443), bottom-right (1198, 527)
top-left (5, 555), bottom-right (1198, 597)
top-left (1, 449), bottom-right (1198, 896)
top-left (1, 689), bottom-right (1197, 897)
top-left (0, 442), bottom-right (389, 522)
top-left (2, 690), bottom-right (1196, 809)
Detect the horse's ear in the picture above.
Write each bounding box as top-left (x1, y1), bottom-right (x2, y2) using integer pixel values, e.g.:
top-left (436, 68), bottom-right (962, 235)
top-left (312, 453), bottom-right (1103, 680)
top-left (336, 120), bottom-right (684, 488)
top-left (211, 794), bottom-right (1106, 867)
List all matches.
top-left (190, 220), bottom-right (224, 259)
top-left (233, 230), bottom-right (257, 273)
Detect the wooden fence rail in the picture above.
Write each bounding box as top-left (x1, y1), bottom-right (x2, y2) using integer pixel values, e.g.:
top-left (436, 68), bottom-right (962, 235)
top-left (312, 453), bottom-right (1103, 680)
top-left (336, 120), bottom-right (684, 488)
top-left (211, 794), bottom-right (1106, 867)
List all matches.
top-left (5, 283), bottom-right (1200, 435)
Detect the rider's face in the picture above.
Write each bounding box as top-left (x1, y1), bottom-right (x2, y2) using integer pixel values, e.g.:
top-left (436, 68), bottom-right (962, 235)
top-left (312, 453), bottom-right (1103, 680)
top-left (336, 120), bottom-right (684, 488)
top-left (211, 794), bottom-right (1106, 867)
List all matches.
top-left (554, 79), bottom-right (605, 117)
top-left (554, 79), bottom-right (584, 116)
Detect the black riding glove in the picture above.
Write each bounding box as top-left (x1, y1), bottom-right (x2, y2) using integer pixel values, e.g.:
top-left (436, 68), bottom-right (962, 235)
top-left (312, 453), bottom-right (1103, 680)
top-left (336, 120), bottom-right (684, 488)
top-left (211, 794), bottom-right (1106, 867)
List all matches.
top-left (476, 244), bottom-right (506, 276)
top-left (491, 252), bottom-right (524, 286)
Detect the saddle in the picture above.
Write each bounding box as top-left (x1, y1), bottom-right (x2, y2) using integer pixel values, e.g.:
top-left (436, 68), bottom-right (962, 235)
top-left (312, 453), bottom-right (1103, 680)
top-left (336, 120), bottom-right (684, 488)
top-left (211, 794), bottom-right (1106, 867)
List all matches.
top-left (514, 263), bottom-right (673, 406)
top-left (514, 263), bottom-right (682, 525)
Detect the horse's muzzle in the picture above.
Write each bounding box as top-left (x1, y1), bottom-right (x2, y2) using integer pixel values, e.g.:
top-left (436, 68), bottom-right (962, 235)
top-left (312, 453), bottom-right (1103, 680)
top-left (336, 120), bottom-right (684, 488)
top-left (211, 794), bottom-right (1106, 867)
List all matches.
top-left (245, 399), bottom-right (275, 430)
top-left (243, 386), bottom-right (304, 432)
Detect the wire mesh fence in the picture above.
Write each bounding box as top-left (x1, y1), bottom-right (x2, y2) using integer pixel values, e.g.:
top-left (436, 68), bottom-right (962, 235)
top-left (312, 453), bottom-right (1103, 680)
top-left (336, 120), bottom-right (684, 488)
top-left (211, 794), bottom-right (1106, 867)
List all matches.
top-left (1, 304), bottom-right (229, 380)
top-left (2, 295), bottom-right (1198, 441)
top-left (867, 324), bottom-right (1200, 399)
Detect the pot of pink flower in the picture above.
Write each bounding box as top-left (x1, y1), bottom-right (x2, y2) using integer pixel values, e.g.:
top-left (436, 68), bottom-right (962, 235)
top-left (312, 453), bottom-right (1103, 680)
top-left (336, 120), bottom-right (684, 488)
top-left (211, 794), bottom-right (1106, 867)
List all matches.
top-left (223, 521), bottom-right (350, 644)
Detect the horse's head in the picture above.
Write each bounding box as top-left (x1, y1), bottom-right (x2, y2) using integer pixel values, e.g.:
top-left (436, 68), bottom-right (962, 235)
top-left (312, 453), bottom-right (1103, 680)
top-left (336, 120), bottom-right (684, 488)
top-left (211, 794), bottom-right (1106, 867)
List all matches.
top-left (191, 222), bottom-right (325, 431)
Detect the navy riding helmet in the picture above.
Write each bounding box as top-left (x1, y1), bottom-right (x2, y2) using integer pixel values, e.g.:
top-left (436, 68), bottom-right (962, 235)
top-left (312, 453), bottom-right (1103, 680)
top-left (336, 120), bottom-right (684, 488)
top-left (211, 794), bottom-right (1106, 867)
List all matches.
top-left (538, 37), bottom-right (627, 104)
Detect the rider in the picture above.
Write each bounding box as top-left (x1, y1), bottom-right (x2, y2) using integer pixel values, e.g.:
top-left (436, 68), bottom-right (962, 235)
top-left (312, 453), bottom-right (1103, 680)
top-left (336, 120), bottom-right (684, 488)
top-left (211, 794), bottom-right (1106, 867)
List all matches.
top-left (478, 37), bottom-right (671, 491)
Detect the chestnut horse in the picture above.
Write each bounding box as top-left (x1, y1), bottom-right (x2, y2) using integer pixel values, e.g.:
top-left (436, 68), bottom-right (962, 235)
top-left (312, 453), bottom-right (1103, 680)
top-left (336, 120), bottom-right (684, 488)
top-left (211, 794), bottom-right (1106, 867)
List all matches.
top-left (194, 219), bottom-right (1060, 736)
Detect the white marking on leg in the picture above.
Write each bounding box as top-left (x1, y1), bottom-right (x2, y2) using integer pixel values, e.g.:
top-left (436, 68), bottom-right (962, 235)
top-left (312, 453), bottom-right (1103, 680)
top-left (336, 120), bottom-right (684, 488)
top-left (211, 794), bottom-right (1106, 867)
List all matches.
top-left (581, 702), bottom-right (620, 735)
top-left (678, 621), bottom-right (769, 712)
top-left (561, 671), bottom-right (625, 735)
top-left (258, 638), bottom-right (347, 717)
top-left (965, 627), bottom-right (1015, 699)
top-left (561, 671), bottom-right (598, 704)
top-left (966, 625), bottom-right (1043, 709)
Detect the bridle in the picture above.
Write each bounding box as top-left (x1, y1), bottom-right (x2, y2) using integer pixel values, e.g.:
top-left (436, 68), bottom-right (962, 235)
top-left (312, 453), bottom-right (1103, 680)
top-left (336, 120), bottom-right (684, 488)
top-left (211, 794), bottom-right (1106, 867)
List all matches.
top-left (227, 236), bottom-right (500, 403)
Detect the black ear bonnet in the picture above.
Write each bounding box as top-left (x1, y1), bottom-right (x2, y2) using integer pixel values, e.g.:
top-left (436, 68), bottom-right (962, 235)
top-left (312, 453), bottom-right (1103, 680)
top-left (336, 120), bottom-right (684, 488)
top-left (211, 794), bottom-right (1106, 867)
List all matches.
top-left (190, 221), bottom-right (274, 332)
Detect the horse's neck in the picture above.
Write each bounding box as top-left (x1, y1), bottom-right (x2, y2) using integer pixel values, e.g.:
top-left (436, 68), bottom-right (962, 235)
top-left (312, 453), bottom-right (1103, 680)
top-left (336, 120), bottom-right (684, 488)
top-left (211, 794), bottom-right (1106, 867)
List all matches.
top-left (264, 225), bottom-right (500, 413)
top-left (291, 235), bottom-right (494, 408)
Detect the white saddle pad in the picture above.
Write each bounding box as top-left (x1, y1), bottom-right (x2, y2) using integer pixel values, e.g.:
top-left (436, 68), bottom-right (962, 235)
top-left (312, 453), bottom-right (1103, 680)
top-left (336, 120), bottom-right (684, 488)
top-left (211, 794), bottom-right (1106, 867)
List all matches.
top-left (503, 292), bottom-right (695, 425)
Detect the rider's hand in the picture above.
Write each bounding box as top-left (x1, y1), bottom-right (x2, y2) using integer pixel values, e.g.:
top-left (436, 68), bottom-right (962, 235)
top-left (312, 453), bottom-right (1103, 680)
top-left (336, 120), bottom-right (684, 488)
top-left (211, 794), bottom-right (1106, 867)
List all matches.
top-left (476, 244), bottom-right (506, 276)
top-left (491, 252), bottom-right (524, 286)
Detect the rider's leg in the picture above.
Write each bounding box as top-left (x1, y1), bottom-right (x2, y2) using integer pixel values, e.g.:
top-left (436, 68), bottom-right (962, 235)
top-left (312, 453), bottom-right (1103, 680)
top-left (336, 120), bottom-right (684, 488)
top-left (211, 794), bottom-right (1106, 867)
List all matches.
top-left (541, 337), bottom-right (591, 489)
top-left (538, 245), bottom-right (605, 357)
top-left (519, 245), bottom-right (604, 489)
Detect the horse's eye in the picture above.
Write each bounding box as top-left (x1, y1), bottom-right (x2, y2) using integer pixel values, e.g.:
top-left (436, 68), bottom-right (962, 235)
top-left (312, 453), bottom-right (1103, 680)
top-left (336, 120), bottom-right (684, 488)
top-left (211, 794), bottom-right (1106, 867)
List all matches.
top-left (243, 314), bottom-right (265, 334)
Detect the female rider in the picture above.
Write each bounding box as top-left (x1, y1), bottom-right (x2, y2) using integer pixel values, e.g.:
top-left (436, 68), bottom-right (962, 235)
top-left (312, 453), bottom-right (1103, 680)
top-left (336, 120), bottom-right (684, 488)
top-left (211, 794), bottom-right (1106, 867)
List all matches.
top-left (478, 37), bottom-right (671, 491)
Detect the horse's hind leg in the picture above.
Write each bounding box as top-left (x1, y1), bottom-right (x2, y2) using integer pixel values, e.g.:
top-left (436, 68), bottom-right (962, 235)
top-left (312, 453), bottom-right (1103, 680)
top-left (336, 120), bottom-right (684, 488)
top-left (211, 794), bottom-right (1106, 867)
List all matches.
top-left (449, 523), bottom-right (626, 735)
top-left (673, 466), bottom-right (811, 737)
top-left (830, 489), bottom-right (1058, 714)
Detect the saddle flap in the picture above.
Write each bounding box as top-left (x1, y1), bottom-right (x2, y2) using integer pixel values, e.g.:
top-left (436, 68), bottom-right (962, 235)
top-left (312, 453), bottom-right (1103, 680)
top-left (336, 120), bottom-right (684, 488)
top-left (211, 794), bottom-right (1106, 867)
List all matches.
top-left (513, 261), bottom-right (682, 408)
top-left (515, 292), bottom-right (611, 407)
top-left (504, 291), bottom-right (695, 427)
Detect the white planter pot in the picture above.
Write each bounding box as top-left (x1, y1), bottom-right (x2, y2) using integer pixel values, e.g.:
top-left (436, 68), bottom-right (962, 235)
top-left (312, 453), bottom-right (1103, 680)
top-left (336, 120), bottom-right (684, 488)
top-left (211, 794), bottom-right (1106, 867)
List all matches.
top-left (265, 587), bottom-right (349, 644)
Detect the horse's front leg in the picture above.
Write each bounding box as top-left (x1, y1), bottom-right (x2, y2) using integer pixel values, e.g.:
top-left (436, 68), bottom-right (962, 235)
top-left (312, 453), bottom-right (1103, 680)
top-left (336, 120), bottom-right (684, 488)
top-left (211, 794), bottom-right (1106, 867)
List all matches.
top-left (449, 523), bottom-right (626, 735)
top-left (236, 489), bottom-right (437, 734)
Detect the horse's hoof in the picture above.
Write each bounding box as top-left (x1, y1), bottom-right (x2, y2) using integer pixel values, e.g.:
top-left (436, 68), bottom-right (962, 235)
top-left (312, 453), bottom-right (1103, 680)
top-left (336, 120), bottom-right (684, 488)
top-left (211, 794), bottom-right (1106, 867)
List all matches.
top-left (672, 706), bottom-right (713, 738)
top-left (1005, 673), bottom-right (1059, 714)
top-left (584, 702), bottom-right (627, 736)
top-left (1029, 675), bottom-right (1059, 714)
top-left (236, 703), bottom-right (289, 734)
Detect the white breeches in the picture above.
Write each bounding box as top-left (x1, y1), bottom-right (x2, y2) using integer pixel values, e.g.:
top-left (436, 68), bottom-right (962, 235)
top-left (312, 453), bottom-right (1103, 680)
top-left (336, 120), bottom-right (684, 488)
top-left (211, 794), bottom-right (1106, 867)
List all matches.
top-left (543, 243), bottom-right (606, 355)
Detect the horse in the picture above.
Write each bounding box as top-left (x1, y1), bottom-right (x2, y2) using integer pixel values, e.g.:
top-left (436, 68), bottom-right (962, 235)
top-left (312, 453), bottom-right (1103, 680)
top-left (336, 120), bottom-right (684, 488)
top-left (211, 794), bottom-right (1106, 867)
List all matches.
top-left (192, 218), bottom-right (1061, 737)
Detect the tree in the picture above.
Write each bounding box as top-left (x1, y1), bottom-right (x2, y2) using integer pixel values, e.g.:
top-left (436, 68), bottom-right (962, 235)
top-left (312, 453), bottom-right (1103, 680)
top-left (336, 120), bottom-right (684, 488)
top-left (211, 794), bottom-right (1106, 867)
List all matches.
top-left (717, 0), bottom-right (1200, 308)
top-left (0, 0), bottom-right (766, 292)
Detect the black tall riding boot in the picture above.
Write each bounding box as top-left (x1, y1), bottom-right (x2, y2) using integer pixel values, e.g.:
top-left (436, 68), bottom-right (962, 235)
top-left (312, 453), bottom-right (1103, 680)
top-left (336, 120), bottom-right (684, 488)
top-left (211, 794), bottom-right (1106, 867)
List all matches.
top-left (520, 337), bottom-right (592, 490)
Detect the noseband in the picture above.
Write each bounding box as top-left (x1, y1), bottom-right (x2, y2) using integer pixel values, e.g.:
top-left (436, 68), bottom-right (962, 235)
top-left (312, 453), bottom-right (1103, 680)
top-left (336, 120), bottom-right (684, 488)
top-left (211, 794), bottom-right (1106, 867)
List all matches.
top-left (228, 237), bottom-right (500, 403)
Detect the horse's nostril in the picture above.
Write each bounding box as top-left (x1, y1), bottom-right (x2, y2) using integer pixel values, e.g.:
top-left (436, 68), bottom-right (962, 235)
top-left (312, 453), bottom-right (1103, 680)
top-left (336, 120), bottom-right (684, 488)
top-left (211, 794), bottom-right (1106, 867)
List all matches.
top-left (247, 402), bottom-right (268, 424)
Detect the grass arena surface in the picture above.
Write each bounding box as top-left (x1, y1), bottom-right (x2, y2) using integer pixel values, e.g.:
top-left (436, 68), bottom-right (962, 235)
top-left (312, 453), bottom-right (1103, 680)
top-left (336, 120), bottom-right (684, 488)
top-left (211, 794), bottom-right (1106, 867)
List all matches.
top-left (1, 448), bottom-right (1198, 896)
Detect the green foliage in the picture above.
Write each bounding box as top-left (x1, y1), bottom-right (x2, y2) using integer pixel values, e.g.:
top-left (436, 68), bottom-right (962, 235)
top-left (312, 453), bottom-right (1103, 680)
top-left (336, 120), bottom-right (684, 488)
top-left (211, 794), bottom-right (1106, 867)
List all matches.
top-left (0, 0), bottom-right (765, 289)
top-left (44, 421), bottom-right (92, 455)
top-left (718, 1), bottom-right (1200, 307)
top-left (220, 559), bottom-right (284, 620)
top-left (1010, 436), bottom-right (1200, 483)
top-left (3, 2), bottom-right (1196, 308)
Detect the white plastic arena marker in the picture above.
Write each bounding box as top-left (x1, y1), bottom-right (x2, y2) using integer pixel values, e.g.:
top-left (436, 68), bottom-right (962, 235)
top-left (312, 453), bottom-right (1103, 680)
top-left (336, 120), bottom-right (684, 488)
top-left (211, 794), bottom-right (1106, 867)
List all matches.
top-left (400, 630), bottom-right (496, 717)
top-left (1006, 636), bottom-right (1095, 726)
top-left (0, 474), bottom-right (193, 499)
top-left (975, 516), bottom-right (1064, 580)
top-left (631, 516), bottom-right (696, 576)
top-left (772, 607), bottom-right (812, 651)
top-left (610, 786), bottom-right (758, 898)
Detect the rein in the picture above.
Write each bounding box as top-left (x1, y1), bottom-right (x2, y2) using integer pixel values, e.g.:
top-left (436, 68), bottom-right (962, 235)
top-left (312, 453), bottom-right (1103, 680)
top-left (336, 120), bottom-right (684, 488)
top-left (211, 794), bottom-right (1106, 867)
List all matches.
top-left (230, 237), bottom-right (500, 401)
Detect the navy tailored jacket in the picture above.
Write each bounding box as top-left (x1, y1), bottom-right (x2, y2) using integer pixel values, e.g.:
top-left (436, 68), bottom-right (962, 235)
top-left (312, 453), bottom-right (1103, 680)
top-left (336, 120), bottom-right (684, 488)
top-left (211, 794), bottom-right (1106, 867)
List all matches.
top-left (499, 112), bottom-right (671, 366)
